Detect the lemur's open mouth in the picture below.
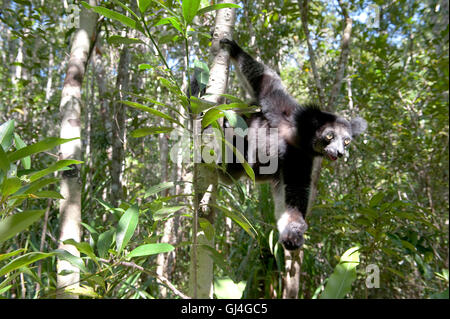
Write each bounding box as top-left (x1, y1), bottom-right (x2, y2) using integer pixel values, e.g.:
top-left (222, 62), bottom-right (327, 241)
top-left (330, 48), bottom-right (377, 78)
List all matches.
top-left (327, 154), bottom-right (338, 161)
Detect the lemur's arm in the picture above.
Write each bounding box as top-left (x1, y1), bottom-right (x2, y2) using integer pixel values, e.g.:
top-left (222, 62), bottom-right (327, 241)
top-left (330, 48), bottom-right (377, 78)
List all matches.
top-left (220, 39), bottom-right (300, 142)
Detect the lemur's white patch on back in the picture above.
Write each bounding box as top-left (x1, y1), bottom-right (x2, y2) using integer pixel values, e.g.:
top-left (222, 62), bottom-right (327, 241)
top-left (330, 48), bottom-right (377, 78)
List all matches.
top-left (271, 174), bottom-right (289, 234)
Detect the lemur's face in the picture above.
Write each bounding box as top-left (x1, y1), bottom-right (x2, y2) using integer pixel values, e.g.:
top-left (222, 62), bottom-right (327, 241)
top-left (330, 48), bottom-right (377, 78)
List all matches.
top-left (313, 120), bottom-right (353, 161)
top-left (312, 116), bottom-right (367, 161)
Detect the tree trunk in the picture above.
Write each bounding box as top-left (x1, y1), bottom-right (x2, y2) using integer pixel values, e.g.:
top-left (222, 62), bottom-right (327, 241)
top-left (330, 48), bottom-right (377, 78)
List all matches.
top-left (56, 0), bottom-right (97, 299)
top-left (156, 129), bottom-right (170, 297)
top-left (110, 45), bottom-right (130, 207)
top-left (189, 0), bottom-right (236, 299)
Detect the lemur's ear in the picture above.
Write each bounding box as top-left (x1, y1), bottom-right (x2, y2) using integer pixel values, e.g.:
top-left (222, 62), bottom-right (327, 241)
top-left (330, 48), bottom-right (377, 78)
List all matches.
top-left (350, 117), bottom-right (367, 137)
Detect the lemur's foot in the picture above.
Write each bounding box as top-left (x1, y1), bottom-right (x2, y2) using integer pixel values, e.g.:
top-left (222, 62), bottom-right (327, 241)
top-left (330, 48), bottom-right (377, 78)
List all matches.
top-left (280, 220), bottom-right (307, 251)
top-left (219, 38), bottom-right (240, 57)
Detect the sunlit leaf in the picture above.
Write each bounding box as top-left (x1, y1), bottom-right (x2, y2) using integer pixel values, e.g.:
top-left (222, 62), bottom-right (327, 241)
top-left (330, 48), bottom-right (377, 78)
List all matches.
top-left (0, 252), bottom-right (54, 277)
top-left (320, 247), bottom-right (360, 299)
top-left (182, 0), bottom-right (201, 24)
top-left (7, 137), bottom-right (79, 162)
top-left (0, 210), bottom-right (45, 243)
top-left (13, 133), bottom-right (30, 169)
top-left (81, 2), bottom-right (144, 32)
top-left (116, 204), bottom-right (139, 253)
top-left (127, 243), bottom-right (174, 258)
top-left (131, 127), bottom-right (173, 138)
top-left (0, 120), bottom-right (14, 151)
top-left (144, 182), bottom-right (174, 198)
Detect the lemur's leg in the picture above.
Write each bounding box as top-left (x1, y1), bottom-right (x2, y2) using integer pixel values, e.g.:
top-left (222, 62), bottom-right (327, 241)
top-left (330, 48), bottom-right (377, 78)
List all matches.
top-left (220, 39), bottom-right (298, 129)
top-left (275, 147), bottom-right (312, 250)
top-left (220, 39), bottom-right (284, 100)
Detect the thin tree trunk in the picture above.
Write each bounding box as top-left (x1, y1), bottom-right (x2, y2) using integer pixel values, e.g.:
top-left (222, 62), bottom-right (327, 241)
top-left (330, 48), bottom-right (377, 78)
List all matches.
top-left (189, 0), bottom-right (236, 299)
top-left (156, 129), bottom-right (170, 297)
top-left (110, 45), bottom-right (130, 207)
top-left (56, 0), bottom-right (97, 299)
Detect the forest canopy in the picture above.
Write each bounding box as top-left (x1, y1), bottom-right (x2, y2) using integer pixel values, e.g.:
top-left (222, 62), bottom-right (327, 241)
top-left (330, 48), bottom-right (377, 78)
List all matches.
top-left (0, 0), bottom-right (448, 300)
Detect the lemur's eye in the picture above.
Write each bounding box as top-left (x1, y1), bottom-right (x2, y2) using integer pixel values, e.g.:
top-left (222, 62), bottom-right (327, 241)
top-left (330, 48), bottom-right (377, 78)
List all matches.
top-left (344, 138), bottom-right (351, 146)
top-left (325, 132), bottom-right (334, 141)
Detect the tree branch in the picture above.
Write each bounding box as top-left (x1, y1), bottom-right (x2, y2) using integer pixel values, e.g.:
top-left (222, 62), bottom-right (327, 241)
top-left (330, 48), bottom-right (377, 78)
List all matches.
top-left (327, 0), bottom-right (353, 110)
top-left (99, 258), bottom-right (190, 299)
top-left (299, 0), bottom-right (326, 106)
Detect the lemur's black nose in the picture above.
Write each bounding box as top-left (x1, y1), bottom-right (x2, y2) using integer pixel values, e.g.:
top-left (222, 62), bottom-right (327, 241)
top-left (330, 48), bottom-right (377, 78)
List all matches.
top-left (337, 151), bottom-right (344, 158)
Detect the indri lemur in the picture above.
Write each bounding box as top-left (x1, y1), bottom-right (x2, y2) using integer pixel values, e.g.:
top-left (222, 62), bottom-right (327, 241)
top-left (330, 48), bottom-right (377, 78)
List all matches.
top-left (197, 39), bottom-right (367, 251)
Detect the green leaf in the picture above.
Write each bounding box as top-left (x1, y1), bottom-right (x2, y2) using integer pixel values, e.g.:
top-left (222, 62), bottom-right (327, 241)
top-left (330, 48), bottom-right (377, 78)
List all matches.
top-left (111, 0), bottom-right (140, 21)
top-left (13, 133), bottom-right (30, 169)
top-left (127, 243), bottom-right (174, 258)
top-left (138, 0), bottom-right (152, 13)
top-left (214, 277), bottom-right (246, 299)
top-left (369, 192), bottom-right (384, 207)
top-left (131, 126), bottom-right (173, 138)
top-left (0, 146), bottom-right (10, 173)
top-left (320, 247), bottom-right (360, 299)
top-left (154, 17), bottom-right (183, 34)
top-left (193, 60), bottom-right (209, 88)
top-left (197, 3), bottom-right (241, 16)
top-left (386, 266), bottom-right (405, 278)
top-left (107, 35), bottom-right (144, 45)
top-left (28, 159), bottom-right (83, 182)
top-left (81, 2), bottom-right (144, 33)
top-left (33, 190), bottom-right (64, 199)
top-left (0, 120), bottom-right (14, 151)
top-left (120, 100), bottom-right (182, 126)
top-left (222, 137), bottom-right (255, 183)
top-left (0, 252), bottom-right (54, 277)
top-left (202, 109), bottom-right (225, 128)
top-left (1, 177), bottom-right (21, 197)
top-left (199, 218), bottom-right (215, 241)
top-left (138, 63), bottom-right (154, 70)
top-left (182, 0), bottom-right (201, 24)
top-left (400, 240), bottom-right (417, 252)
top-left (63, 239), bottom-right (98, 265)
top-left (7, 137), bottom-right (79, 162)
top-left (222, 110), bottom-right (248, 135)
top-left (430, 288), bottom-right (449, 299)
top-left (214, 204), bottom-right (257, 239)
top-left (97, 229), bottom-right (115, 258)
top-left (65, 285), bottom-right (101, 298)
top-left (144, 182), bottom-right (174, 198)
top-left (0, 210), bottom-right (45, 243)
top-left (15, 177), bottom-right (59, 197)
top-left (54, 249), bottom-right (87, 273)
top-left (0, 248), bottom-right (26, 262)
top-left (153, 206), bottom-right (185, 221)
top-left (116, 204), bottom-right (139, 253)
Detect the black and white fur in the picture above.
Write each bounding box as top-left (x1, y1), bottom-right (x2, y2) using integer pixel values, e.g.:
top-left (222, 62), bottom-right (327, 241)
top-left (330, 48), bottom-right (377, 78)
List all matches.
top-left (212, 39), bottom-right (367, 250)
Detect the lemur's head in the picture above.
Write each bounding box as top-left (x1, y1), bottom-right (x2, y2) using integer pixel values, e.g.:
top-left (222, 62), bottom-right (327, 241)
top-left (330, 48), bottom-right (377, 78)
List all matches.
top-left (312, 116), bottom-right (367, 161)
top-left (294, 105), bottom-right (367, 159)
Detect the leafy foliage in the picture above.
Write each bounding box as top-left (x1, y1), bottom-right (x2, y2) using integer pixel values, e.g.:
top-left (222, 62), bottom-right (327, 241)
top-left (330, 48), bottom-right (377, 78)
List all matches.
top-left (0, 0), bottom-right (447, 299)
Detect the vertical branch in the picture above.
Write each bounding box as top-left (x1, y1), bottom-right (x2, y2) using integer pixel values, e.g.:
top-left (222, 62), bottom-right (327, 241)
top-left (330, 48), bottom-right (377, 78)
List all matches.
top-left (57, 0), bottom-right (97, 298)
top-left (299, 0), bottom-right (326, 106)
top-left (189, 0), bottom-right (237, 299)
top-left (110, 44), bottom-right (130, 207)
top-left (327, 1), bottom-right (352, 110)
